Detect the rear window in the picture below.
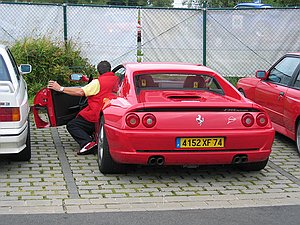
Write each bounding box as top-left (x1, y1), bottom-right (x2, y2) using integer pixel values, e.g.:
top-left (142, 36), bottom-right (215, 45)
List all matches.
top-left (0, 55), bottom-right (11, 81)
top-left (135, 73), bottom-right (224, 95)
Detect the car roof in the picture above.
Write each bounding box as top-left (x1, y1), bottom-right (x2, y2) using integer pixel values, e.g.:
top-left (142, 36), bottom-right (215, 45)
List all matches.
top-left (235, 3), bottom-right (272, 8)
top-left (287, 52), bottom-right (300, 56)
top-left (123, 62), bottom-right (216, 74)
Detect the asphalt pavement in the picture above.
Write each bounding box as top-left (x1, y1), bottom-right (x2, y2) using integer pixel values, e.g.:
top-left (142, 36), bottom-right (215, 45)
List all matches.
top-left (0, 205), bottom-right (300, 225)
top-left (0, 116), bottom-right (300, 214)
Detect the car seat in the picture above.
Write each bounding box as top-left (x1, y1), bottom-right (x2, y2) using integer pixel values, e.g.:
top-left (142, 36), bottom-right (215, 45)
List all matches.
top-left (138, 75), bottom-right (158, 87)
top-left (183, 76), bottom-right (205, 88)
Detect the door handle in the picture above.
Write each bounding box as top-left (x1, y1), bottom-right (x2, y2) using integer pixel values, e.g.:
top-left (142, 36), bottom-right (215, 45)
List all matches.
top-left (278, 91), bottom-right (284, 100)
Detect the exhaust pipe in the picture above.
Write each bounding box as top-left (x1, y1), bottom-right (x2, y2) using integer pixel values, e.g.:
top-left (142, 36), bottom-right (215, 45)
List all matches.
top-left (232, 154), bottom-right (248, 164)
top-left (240, 155), bottom-right (248, 163)
top-left (148, 157), bottom-right (157, 166)
top-left (148, 156), bottom-right (165, 166)
top-left (156, 157), bottom-right (165, 166)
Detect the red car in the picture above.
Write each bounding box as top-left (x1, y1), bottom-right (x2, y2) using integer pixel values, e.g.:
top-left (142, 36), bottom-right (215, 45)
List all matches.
top-left (237, 53), bottom-right (300, 155)
top-left (33, 62), bottom-right (274, 174)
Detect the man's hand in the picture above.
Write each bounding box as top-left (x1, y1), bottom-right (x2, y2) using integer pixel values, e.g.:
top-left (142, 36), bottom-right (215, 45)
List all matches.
top-left (47, 80), bottom-right (85, 96)
top-left (48, 80), bottom-right (63, 92)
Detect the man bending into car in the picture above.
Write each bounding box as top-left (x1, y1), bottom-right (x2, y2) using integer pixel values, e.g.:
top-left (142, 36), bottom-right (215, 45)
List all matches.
top-left (48, 61), bottom-right (119, 155)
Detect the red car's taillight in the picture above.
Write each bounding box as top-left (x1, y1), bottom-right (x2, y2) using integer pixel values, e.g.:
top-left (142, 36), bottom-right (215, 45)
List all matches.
top-left (0, 107), bottom-right (20, 122)
top-left (256, 113), bottom-right (268, 127)
top-left (126, 113), bottom-right (140, 128)
top-left (142, 113), bottom-right (156, 128)
top-left (241, 113), bottom-right (254, 127)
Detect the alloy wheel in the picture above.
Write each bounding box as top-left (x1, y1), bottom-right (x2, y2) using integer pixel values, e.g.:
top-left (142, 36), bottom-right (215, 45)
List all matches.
top-left (97, 124), bottom-right (104, 164)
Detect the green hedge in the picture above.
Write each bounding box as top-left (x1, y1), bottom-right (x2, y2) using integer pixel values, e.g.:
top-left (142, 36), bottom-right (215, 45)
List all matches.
top-left (11, 37), bottom-right (96, 103)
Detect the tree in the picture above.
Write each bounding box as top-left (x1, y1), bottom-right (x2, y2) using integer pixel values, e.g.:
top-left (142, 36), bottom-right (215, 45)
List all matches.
top-left (275, 0), bottom-right (299, 6)
top-left (181, 0), bottom-right (299, 8)
top-left (149, 0), bottom-right (173, 7)
top-left (107, 0), bottom-right (173, 7)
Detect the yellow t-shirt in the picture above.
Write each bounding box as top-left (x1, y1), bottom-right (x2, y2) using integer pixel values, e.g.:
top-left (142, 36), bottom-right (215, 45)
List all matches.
top-left (82, 79), bottom-right (100, 96)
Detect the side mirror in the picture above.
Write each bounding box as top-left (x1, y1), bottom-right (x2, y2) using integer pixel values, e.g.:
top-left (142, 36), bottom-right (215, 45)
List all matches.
top-left (70, 73), bottom-right (83, 81)
top-left (255, 70), bottom-right (268, 80)
top-left (70, 73), bottom-right (90, 82)
top-left (19, 64), bottom-right (32, 74)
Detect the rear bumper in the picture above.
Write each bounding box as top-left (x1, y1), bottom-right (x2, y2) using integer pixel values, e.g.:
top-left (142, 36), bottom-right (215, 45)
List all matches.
top-left (105, 125), bottom-right (274, 165)
top-left (112, 150), bottom-right (271, 165)
top-left (0, 122), bottom-right (28, 154)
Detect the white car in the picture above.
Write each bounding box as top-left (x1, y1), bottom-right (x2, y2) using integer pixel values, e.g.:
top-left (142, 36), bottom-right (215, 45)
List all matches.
top-left (0, 44), bottom-right (32, 161)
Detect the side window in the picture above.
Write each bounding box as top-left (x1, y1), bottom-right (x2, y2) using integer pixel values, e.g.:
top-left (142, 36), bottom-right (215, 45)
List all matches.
top-left (6, 48), bottom-right (20, 80)
top-left (112, 65), bottom-right (125, 95)
top-left (268, 57), bottom-right (300, 86)
top-left (0, 55), bottom-right (11, 81)
top-left (293, 72), bottom-right (300, 90)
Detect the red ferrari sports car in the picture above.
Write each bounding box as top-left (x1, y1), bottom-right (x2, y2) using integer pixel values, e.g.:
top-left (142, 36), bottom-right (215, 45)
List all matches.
top-left (33, 63), bottom-right (274, 174)
top-left (237, 53), bottom-right (300, 156)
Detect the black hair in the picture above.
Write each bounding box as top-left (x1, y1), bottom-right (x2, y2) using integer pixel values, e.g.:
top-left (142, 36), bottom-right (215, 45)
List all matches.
top-left (97, 61), bottom-right (111, 75)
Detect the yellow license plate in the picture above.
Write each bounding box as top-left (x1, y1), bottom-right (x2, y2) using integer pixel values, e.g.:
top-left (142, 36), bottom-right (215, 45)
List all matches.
top-left (176, 137), bottom-right (224, 148)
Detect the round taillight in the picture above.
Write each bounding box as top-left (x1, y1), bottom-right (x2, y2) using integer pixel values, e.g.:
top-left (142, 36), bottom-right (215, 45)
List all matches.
top-left (256, 113), bottom-right (268, 127)
top-left (126, 113), bottom-right (140, 128)
top-left (142, 113), bottom-right (156, 128)
top-left (242, 113), bottom-right (254, 127)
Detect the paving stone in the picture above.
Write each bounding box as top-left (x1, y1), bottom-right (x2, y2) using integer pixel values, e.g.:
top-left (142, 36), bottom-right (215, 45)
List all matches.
top-left (1, 121), bottom-right (300, 214)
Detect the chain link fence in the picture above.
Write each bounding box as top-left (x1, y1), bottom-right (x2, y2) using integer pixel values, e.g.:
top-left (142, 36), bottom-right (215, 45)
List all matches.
top-left (206, 8), bottom-right (300, 76)
top-left (0, 2), bottom-right (299, 77)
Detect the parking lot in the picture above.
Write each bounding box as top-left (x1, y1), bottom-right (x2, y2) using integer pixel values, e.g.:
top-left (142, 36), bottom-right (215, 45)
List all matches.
top-left (0, 115), bottom-right (300, 214)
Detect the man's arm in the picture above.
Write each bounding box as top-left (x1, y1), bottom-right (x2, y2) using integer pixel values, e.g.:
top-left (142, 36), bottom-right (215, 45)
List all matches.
top-left (48, 80), bottom-right (85, 96)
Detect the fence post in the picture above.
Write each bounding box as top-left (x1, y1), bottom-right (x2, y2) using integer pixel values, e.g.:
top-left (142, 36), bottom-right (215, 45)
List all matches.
top-left (202, 1), bottom-right (207, 66)
top-left (63, 2), bottom-right (68, 45)
top-left (136, 8), bottom-right (143, 62)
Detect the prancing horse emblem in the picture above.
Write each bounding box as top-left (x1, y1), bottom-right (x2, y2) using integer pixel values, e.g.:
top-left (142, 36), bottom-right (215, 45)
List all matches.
top-left (196, 115), bottom-right (204, 126)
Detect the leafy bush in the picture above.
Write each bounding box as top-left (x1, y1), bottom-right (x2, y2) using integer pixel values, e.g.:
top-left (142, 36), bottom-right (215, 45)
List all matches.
top-left (225, 76), bottom-right (240, 87)
top-left (11, 37), bottom-right (96, 102)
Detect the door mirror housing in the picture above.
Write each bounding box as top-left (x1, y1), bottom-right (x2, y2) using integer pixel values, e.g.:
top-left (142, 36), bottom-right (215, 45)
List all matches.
top-left (70, 73), bottom-right (83, 81)
top-left (255, 70), bottom-right (268, 80)
top-left (19, 64), bottom-right (32, 74)
top-left (70, 73), bottom-right (89, 82)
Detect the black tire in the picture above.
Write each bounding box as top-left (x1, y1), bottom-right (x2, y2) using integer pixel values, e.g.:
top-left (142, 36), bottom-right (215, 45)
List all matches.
top-left (11, 117), bottom-right (31, 161)
top-left (296, 122), bottom-right (300, 156)
top-left (238, 158), bottom-right (268, 171)
top-left (97, 117), bottom-right (124, 174)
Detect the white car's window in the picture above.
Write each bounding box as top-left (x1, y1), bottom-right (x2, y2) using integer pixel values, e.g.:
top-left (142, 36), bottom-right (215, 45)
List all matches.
top-left (6, 48), bottom-right (20, 81)
top-left (0, 55), bottom-right (11, 81)
top-left (268, 57), bottom-right (300, 86)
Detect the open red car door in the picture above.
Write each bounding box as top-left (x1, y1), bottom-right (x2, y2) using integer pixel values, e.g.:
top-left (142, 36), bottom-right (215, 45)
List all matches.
top-left (32, 88), bottom-right (86, 128)
top-left (32, 67), bottom-right (124, 129)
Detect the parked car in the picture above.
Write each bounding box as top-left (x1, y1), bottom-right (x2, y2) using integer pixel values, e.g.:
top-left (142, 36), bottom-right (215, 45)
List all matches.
top-left (234, 1), bottom-right (272, 8)
top-left (237, 53), bottom-right (300, 155)
top-left (33, 62), bottom-right (274, 173)
top-left (0, 44), bottom-right (32, 161)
